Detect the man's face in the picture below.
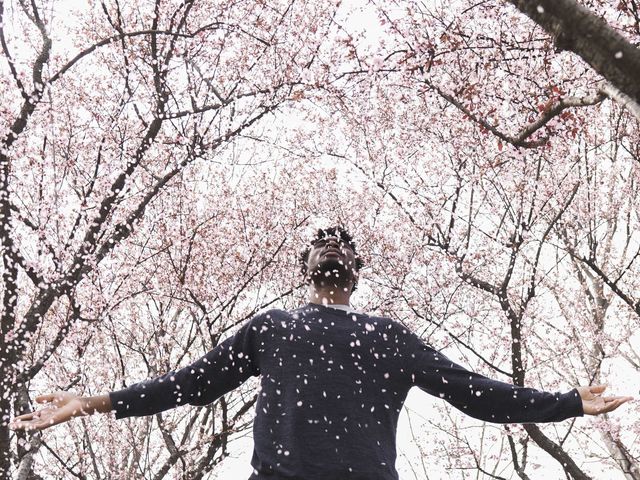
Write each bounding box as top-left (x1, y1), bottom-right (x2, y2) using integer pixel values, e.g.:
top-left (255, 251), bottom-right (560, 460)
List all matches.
top-left (305, 235), bottom-right (358, 289)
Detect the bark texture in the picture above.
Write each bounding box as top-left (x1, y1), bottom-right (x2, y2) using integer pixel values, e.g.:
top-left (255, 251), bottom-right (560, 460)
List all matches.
top-left (508, 0), bottom-right (640, 103)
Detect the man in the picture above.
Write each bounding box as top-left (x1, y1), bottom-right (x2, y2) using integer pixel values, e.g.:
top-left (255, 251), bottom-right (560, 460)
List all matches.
top-left (10, 226), bottom-right (633, 479)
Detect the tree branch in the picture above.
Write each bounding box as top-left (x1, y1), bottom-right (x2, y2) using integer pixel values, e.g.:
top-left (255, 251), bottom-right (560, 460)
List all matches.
top-left (428, 81), bottom-right (604, 148)
top-left (506, 0), bottom-right (640, 103)
top-left (601, 82), bottom-right (640, 123)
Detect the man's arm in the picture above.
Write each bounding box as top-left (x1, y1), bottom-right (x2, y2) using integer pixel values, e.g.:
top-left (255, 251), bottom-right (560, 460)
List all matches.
top-left (108, 315), bottom-right (261, 419)
top-left (402, 331), bottom-right (632, 423)
top-left (11, 314), bottom-right (264, 430)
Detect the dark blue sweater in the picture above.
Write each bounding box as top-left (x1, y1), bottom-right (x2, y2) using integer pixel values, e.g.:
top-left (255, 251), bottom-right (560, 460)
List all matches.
top-left (109, 303), bottom-right (583, 479)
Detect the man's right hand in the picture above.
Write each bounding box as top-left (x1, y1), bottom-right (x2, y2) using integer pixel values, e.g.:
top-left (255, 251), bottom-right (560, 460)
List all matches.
top-left (9, 391), bottom-right (109, 431)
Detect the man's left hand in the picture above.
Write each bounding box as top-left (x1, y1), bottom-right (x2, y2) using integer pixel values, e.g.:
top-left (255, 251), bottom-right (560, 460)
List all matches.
top-left (577, 385), bottom-right (634, 415)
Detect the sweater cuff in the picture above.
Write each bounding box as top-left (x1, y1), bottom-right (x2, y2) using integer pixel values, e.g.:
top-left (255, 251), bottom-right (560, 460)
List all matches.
top-left (108, 388), bottom-right (135, 420)
top-left (563, 388), bottom-right (584, 419)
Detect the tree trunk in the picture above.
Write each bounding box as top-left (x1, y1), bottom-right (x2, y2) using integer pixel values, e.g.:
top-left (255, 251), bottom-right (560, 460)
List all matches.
top-left (507, 0), bottom-right (640, 104)
top-left (0, 392), bottom-right (12, 479)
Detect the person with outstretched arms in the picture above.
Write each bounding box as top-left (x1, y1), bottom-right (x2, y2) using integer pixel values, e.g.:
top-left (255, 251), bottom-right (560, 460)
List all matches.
top-left (11, 227), bottom-right (634, 480)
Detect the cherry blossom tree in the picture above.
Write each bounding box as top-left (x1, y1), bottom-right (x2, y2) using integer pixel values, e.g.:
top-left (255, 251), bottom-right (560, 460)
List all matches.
top-left (0, 0), bottom-right (345, 477)
top-left (307, 86), bottom-right (640, 479)
top-left (2, 0), bottom-right (639, 479)
top-left (303, 2), bottom-right (639, 477)
top-left (507, 0), bottom-right (640, 107)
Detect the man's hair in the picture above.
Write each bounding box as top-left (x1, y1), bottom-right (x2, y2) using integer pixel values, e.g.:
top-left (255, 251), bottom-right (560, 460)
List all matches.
top-left (299, 226), bottom-right (365, 292)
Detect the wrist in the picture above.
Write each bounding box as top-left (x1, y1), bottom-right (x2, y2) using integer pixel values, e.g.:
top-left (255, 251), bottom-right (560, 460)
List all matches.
top-left (76, 394), bottom-right (112, 416)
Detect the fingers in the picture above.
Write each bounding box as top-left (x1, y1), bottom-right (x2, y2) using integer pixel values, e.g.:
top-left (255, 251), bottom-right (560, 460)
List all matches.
top-left (10, 410), bottom-right (45, 430)
top-left (590, 396), bottom-right (634, 414)
top-left (10, 409), bottom-right (61, 431)
top-left (601, 395), bottom-right (634, 403)
top-left (10, 419), bottom-right (53, 431)
top-left (35, 393), bottom-right (57, 404)
top-left (36, 391), bottom-right (68, 404)
top-left (9, 420), bottom-right (36, 431)
top-left (13, 407), bottom-right (54, 420)
top-left (599, 398), bottom-right (627, 414)
top-left (9, 416), bottom-right (41, 431)
top-left (588, 384), bottom-right (608, 395)
top-left (10, 392), bottom-right (75, 431)
top-left (11, 412), bottom-right (38, 423)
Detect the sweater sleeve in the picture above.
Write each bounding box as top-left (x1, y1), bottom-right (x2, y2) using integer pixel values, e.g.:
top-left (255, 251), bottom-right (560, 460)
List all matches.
top-left (109, 316), bottom-right (261, 419)
top-left (403, 331), bottom-right (583, 423)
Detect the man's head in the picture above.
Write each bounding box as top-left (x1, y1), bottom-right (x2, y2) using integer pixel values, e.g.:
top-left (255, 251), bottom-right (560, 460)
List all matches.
top-left (299, 226), bottom-right (364, 294)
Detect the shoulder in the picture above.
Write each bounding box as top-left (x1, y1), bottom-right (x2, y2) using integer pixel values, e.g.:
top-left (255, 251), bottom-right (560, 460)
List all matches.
top-left (371, 315), bottom-right (417, 337)
top-left (364, 315), bottom-right (423, 348)
top-left (366, 315), bottom-right (445, 358)
top-left (246, 308), bottom-right (292, 329)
